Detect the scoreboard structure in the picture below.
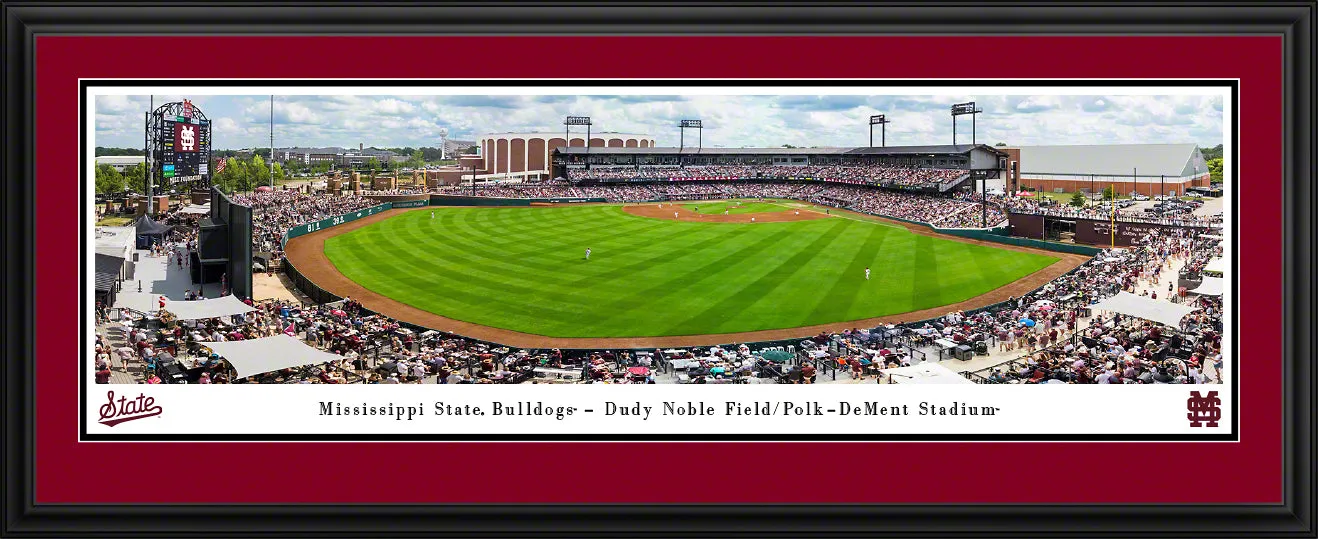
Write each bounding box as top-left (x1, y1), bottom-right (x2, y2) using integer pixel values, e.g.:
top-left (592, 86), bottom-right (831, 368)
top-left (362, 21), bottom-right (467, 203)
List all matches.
top-left (145, 99), bottom-right (212, 197)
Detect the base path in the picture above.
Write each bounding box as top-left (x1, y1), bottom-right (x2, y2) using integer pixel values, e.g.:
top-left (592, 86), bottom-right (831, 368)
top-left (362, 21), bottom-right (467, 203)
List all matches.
top-left (284, 205), bottom-right (1089, 350)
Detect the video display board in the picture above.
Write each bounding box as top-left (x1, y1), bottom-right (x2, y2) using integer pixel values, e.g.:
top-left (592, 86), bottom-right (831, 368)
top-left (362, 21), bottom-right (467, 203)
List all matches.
top-left (158, 115), bottom-right (211, 183)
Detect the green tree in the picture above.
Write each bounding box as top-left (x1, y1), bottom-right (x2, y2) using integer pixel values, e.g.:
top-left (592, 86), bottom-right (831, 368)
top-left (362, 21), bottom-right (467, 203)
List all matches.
top-left (994, 142), bottom-right (1007, 147)
top-left (311, 161), bottom-right (333, 175)
top-left (408, 150), bottom-right (425, 169)
top-left (94, 147), bottom-right (145, 157)
top-left (249, 155), bottom-right (271, 189)
top-left (1199, 144), bottom-right (1223, 161)
top-left (1206, 157), bottom-right (1223, 183)
top-left (465, 145), bottom-right (477, 154)
top-left (122, 163), bottom-right (146, 194)
top-left (1069, 191), bottom-right (1086, 207)
top-left (1102, 185), bottom-right (1117, 201)
top-left (95, 165), bottom-right (125, 194)
top-left (272, 162), bottom-right (286, 185)
top-left (367, 157), bottom-right (381, 171)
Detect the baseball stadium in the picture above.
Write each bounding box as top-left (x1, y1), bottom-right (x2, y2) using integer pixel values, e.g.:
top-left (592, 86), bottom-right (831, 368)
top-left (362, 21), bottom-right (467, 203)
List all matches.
top-left (93, 99), bottom-right (1226, 386)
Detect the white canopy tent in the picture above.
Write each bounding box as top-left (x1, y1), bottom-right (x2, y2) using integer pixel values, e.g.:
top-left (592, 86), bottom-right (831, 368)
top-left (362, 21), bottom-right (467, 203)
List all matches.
top-left (1089, 292), bottom-right (1200, 328)
top-left (198, 335), bottom-right (344, 379)
top-left (879, 362), bottom-right (974, 385)
top-left (113, 291), bottom-right (160, 313)
top-left (1189, 277), bottom-right (1224, 296)
top-left (1203, 257), bottom-right (1226, 275)
top-left (179, 204), bottom-right (211, 215)
top-left (161, 295), bottom-right (258, 320)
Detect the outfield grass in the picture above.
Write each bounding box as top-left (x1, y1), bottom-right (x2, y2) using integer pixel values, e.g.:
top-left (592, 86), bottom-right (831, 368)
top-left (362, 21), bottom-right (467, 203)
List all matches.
top-left (682, 200), bottom-right (790, 215)
top-left (324, 205), bottom-right (1059, 338)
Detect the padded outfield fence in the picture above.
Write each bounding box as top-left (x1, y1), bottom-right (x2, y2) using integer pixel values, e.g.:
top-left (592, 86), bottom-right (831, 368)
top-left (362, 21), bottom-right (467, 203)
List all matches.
top-left (280, 193), bottom-right (1100, 355)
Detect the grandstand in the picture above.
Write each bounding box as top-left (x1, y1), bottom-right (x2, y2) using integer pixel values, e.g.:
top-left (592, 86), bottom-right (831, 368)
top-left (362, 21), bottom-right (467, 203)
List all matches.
top-left (552, 144), bottom-right (1008, 194)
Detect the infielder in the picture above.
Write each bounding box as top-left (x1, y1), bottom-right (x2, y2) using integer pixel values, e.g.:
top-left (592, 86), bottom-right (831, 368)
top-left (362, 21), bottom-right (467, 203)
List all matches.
top-left (674, 211), bottom-right (679, 219)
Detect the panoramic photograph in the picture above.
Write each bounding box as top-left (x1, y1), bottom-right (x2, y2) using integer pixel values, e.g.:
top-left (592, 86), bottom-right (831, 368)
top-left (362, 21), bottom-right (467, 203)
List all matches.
top-left (89, 89), bottom-right (1227, 387)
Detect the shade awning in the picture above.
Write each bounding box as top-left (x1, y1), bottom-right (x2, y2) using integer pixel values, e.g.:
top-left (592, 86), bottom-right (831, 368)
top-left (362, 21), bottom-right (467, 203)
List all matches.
top-left (113, 291), bottom-right (159, 313)
top-left (1089, 291), bottom-right (1200, 328)
top-left (1188, 277), bottom-right (1224, 296)
top-left (161, 295), bottom-right (258, 320)
top-left (179, 204), bottom-right (211, 215)
top-left (198, 335), bottom-right (344, 379)
top-left (879, 362), bottom-right (974, 385)
top-left (1204, 257), bottom-right (1225, 274)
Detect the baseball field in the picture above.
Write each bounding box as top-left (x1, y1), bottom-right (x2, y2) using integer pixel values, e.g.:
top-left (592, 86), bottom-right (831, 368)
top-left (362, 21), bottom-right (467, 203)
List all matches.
top-left (318, 201), bottom-right (1061, 340)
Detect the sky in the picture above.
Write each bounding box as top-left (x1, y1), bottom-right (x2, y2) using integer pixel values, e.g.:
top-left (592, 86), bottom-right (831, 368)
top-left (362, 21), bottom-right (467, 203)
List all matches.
top-left (93, 94), bottom-right (1224, 151)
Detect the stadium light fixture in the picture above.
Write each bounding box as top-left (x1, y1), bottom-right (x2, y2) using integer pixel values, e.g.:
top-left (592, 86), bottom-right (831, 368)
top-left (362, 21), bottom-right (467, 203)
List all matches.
top-left (564, 116), bottom-right (593, 177)
top-left (678, 119), bottom-right (703, 159)
top-left (950, 101), bottom-right (982, 146)
top-left (869, 115), bottom-right (890, 148)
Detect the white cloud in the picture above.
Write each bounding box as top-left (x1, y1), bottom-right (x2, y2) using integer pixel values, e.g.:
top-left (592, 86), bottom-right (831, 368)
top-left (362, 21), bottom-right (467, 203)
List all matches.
top-left (92, 93), bottom-right (1226, 150)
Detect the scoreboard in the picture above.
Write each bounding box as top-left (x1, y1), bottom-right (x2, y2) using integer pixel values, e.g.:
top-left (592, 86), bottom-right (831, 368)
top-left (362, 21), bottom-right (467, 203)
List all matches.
top-left (158, 114), bottom-right (211, 184)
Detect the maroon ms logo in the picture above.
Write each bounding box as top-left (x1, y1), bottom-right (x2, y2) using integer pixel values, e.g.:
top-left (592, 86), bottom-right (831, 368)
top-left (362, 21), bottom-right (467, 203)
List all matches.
top-left (97, 391), bottom-right (162, 427)
top-left (1186, 390), bottom-right (1221, 427)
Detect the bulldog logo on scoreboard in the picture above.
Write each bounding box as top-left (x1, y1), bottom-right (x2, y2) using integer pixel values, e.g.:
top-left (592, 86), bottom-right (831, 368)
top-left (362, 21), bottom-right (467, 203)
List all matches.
top-left (176, 123), bottom-right (197, 152)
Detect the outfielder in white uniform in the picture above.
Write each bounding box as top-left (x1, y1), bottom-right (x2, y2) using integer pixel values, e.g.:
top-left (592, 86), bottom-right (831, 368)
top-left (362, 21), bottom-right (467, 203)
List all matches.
top-left (865, 267), bottom-right (871, 280)
top-left (585, 247), bottom-right (591, 260)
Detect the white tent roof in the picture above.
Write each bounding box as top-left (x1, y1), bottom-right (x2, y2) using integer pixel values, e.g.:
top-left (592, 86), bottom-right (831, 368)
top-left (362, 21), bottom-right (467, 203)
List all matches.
top-left (1204, 257), bottom-right (1226, 274)
top-left (1199, 234), bottom-right (1223, 240)
top-left (161, 295), bottom-right (258, 320)
top-left (113, 291), bottom-right (159, 313)
top-left (179, 204), bottom-right (211, 215)
top-left (199, 335), bottom-right (343, 379)
top-left (879, 362), bottom-right (974, 385)
top-left (1089, 291), bottom-right (1200, 328)
top-left (1189, 277), bottom-right (1224, 296)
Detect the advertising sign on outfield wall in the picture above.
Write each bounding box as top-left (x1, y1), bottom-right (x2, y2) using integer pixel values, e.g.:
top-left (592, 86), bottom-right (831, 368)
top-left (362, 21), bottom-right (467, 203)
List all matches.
top-left (283, 203), bottom-right (392, 246)
top-left (391, 199), bottom-right (429, 208)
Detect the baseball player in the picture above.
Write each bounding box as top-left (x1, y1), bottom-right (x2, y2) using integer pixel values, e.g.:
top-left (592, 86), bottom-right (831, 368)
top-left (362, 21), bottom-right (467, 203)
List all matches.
top-left (674, 211), bottom-right (679, 219)
top-left (865, 267), bottom-right (871, 280)
top-left (585, 247), bottom-right (591, 260)
top-left (431, 211), bottom-right (435, 219)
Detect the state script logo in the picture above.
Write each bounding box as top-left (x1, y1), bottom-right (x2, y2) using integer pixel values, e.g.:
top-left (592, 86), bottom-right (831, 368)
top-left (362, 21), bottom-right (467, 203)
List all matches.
top-left (1186, 390), bottom-right (1221, 427)
top-left (98, 391), bottom-right (163, 427)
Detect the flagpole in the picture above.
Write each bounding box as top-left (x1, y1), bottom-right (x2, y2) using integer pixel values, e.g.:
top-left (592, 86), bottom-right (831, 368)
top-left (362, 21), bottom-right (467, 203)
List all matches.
top-left (1110, 183), bottom-right (1116, 249)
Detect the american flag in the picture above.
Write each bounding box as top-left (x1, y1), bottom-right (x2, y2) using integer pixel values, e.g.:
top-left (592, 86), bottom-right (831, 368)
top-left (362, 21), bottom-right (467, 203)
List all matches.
top-left (215, 158), bottom-right (227, 174)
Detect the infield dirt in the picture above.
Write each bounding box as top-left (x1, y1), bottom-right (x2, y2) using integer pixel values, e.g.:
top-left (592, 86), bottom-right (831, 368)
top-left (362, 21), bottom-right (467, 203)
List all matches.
top-left (284, 204), bottom-right (1088, 349)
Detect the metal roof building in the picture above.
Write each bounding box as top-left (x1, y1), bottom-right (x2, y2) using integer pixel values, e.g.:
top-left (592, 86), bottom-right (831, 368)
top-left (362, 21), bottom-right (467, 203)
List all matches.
top-left (1014, 143), bottom-right (1210, 183)
top-left (1002, 143), bottom-right (1214, 197)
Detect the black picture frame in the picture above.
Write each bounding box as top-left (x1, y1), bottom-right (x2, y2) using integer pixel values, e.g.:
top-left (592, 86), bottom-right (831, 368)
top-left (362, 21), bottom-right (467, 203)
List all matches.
top-left (2, 3), bottom-right (1311, 537)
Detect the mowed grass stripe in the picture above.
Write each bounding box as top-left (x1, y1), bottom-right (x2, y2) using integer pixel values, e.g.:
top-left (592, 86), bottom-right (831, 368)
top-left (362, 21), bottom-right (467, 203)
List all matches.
top-left (329, 231), bottom-right (596, 331)
top-left (801, 221), bottom-right (890, 324)
top-left (324, 205), bottom-right (1060, 338)
top-left (663, 219), bottom-right (852, 335)
top-left (427, 211), bottom-right (698, 292)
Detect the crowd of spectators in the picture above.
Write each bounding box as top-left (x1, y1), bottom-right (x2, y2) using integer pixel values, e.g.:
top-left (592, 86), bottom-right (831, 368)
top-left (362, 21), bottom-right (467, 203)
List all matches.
top-left (230, 191), bottom-right (377, 254)
top-left (97, 293), bottom-right (545, 385)
top-left (902, 227), bottom-right (1226, 384)
top-left (568, 164), bottom-right (967, 186)
top-left (1001, 196), bottom-right (1222, 228)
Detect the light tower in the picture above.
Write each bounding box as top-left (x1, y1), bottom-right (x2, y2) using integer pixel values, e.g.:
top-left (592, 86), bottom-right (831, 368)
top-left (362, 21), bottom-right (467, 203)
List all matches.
top-left (950, 101), bottom-right (983, 145)
top-left (869, 114), bottom-right (890, 147)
